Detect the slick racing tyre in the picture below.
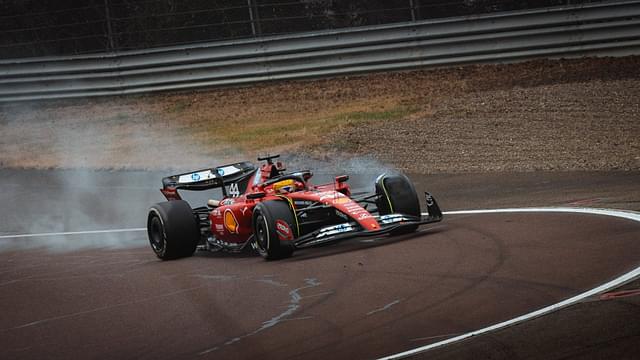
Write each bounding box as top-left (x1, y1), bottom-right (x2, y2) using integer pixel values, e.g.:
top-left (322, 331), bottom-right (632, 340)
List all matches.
top-left (147, 200), bottom-right (200, 260)
top-left (375, 173), bottom-right (421, 235)
top-left (253, 200), bottom-right (296, 260)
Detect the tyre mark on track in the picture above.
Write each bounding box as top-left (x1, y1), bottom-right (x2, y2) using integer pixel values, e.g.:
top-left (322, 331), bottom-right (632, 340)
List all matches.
top-left (198, 278), bottom-right (322, 356)
top-left (379, 207), bottom-right (640, 359)
top-left (0, 259), bottom-right (153, 287)
top-left (1, 285), bottom-right (205, 332)
top-left (367, 299), bottom-right (403, 316)
top-left (284, 221), bottom-right (511, 358)
top-left (410, 333), bottom-right (461, 342)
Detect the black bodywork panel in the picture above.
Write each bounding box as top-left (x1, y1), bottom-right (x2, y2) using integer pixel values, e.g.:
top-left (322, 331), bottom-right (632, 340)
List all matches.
top-left (162, 162), bottom-right (256, 193)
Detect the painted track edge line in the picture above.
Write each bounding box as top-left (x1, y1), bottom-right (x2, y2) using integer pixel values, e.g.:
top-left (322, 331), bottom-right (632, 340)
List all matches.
top-left (439, 206), bottom-right (640, 223)
top-left (0, 228), bottom-right (146, 239)
top-left (378, 206), bottom-right (640, 360)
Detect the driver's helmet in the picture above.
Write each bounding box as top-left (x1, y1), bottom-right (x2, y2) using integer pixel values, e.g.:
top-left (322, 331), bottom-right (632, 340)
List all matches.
top-left (272, 179), bottom-right (298, 194)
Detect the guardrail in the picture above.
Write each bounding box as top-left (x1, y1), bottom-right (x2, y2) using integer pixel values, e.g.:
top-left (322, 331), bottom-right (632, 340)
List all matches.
top-left (1, 0), bottom-right (639, 102)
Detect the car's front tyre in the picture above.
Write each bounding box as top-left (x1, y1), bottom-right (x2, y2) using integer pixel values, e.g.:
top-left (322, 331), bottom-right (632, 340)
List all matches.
top-left (375, 173), bottom-right (421, 235)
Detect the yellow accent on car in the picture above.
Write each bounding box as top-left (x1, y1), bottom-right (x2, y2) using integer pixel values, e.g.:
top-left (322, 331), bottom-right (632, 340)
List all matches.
top-left (273, 179), bottom-right (296, 194)
top-left (224, 209), bottom-right (239, 233)
top-left (380, 176), bottom-right (394, 213)
top-left (276, 195), bottom-right (300, 237)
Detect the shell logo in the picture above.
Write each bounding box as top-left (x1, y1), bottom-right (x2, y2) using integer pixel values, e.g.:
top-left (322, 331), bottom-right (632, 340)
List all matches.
top-left (224, 209), bottom-right (239, 234)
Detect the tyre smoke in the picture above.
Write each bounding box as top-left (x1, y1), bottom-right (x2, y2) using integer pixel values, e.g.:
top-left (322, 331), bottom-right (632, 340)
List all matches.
top-left (0, 101), bottom-right (402, 252)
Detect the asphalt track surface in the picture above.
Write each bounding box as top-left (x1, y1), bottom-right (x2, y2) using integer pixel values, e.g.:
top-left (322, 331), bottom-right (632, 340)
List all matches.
top-left (1, 170), bottom-right (640, 359)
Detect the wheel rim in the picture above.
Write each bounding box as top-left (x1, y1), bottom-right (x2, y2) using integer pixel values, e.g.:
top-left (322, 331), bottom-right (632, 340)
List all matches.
top-left (149, 216), bottom-right (165, 253)
top-left (255, 215), bottom-right (268, 252)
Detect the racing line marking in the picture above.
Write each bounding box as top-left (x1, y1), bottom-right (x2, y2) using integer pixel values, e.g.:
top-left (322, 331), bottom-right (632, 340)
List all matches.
top-left (379, 207), bottom-right (640, 360)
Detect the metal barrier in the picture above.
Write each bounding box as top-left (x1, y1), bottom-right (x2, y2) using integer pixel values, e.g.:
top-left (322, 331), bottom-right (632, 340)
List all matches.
top-left (1, 0), bottom-right (639, 102)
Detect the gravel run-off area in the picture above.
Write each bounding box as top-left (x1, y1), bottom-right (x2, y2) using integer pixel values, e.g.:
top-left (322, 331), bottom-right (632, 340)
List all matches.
top-left (0, 56), bottom-right (638, 174)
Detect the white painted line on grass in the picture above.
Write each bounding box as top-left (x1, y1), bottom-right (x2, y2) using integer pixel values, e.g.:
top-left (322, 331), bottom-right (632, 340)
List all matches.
top-left (0, 228), bottom-right (146, 239)
top-left (379, 207), bottom-right (640, 359)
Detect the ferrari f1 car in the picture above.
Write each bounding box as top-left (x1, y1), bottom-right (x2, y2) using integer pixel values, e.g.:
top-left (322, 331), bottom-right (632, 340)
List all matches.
top-left (147, 155), bottom-right (443, 260)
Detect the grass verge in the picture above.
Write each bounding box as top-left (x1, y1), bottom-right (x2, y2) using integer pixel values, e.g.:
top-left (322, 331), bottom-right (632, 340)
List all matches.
top-left (190, 105), bottom-right (418, 152)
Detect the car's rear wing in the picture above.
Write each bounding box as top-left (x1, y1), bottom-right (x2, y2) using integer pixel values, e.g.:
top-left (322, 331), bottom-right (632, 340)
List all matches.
top-left (161, 161), bottom-right (256, 200)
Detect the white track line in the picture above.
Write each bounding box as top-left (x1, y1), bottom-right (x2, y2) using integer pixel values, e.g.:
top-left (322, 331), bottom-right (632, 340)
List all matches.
top-left (0, 228), bottom-right (146, 239)
top-left (3, 206), bottom-right (640, 358)
top-left (379, 207), bottom-right (640, 360)
top-left (442, 207), bottom-right (640, 223)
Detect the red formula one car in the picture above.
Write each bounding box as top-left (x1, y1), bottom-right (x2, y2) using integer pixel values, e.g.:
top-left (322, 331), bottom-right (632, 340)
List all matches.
top-left (147, 155), bottom-right (443, 260)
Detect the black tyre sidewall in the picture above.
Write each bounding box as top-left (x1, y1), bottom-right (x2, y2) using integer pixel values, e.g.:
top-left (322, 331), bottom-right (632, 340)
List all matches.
top-left (147, 200), bottom-right (199, 260)
top-left (376, 173), bottom-right (421, 234)
top-left (253, 201), bottom-right (296, 260)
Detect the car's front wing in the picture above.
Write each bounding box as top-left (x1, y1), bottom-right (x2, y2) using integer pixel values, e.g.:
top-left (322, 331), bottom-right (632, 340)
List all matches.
top-left (293, 192), bottom-right (443, 249)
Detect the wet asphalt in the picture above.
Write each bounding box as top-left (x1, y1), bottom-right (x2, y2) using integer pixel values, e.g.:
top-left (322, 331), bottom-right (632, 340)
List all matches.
top-left (1, 169), bottom-right (639, 359)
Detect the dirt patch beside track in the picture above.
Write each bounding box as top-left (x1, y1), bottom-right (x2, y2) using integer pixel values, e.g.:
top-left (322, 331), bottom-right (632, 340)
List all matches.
top-left (0, 56), bottom-right (639, 172)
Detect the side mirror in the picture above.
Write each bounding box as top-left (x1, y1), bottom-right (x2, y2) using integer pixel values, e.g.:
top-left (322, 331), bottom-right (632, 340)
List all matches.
top-left (303, 171), bottom-right (313, 181)
top-left (335, 175), bottom-right (349, 183)
top-left (247, 192), bottom-right (266, 200)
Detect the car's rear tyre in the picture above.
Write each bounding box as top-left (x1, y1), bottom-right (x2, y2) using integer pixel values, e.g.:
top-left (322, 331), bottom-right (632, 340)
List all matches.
top-left (253, 201), bottom-right (296, 260)
top-left (375, 173), bottom-right (421, 235)
top-left (147, 200), bottom-right (200, 260)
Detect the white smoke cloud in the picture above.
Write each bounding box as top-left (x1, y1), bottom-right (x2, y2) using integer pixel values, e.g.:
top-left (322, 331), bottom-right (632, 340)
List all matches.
top-left (0, 100), bottom-right (406, 253)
